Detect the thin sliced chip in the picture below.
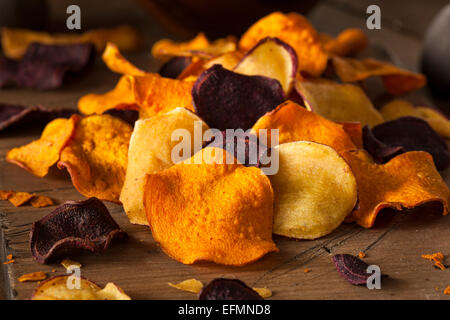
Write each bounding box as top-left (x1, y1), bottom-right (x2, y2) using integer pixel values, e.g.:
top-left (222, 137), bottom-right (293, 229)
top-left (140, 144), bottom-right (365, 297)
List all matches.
top-left (2, 25), bottom-right (140, 60)
top-left (363, 126), bottom-right (405, 163)
top-left (203, 51), bottom-right (244, 71)
top-left (0, 191), bottom-right (53, 208)
top-left (78, 76), bottom-right (138, 115)
top-left (321, 29), bottom-right (368, 56)
top-left (252, 287), bottom-right (272, 299)
top-left (32, 275), bottom-right (130, 300)
top-left (269, 141), bottom-right (357, 239)
top-left (342, 150), bottom-right (450, 228)
top-left (30, 195), bottom-right (53, 208)
top-left (58, 115), bottom-right (132, 202)
top-left (333, 254), bottom-right (372, 285)
top-left (251, 101), bottom-right (357, 153)
top-left (102, 42), bottom-right (147, 76)
top-left (0, 190), bottom-right (13, 200)
top-left (144, 147), bottom-right (278, 266)
top-left (30, 198), bottom-right (127, 263)
top-left (295, 79), bottom-right (383, 127)
top-left (7, 115), bottom-right (79, 177)
top-left (61, 259), bottom-right (82, 270)
top-left (239, 12), bottom-right (328, 76)
top-left (332, 57), bottom-right (426, 95)
top-left (341, 122), bottom-right (363, 149)
top-left (120, 108), bottom-right (209, 225)
top-left (199, 278), bottom-right (263, 300)
top-left (8, 191), bottom-right (34, 207)
top-left (18, 272), bottom-right (47, 283)
top-left (168, 279), bottom-right (204, 294)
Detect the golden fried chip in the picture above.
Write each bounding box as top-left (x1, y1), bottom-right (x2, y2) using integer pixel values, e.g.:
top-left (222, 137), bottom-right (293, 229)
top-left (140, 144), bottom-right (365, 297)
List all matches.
top-left (7, 116), bottom-right (79, 177)
top-left (8, 191), bottom-right (34, 207)
top-left (30, 195), bottom-right (53, 208)
top-left (251, 101), bottom-right (357, 154)
top-left (321, 29), bottom-right (368, 56)
top-left (168, 279), bottom-right (204, 294)
top-left (144, 147), bottom-right (278, 266)
top-left (0, 190), bottom-right (13, 200)
top-left (269, 141), bottom-right (357, 239)
top-left (18, 271), bottom-right (47, 283)
top-left (342, 150), bottom-right (450, 228)
top-left (380, 100), bottom-right (450, 138)
top-left (102, 42), bottom-right (147, 76)
top-left (239, 12), bottom-right (328, 76)
top-left (295, 79), bottom-right (383, 127)
top-left (332, 57), bottom-right (426, 95)
top-left (129, 74), bottom-right (195, 119)
top-left (253, 287), bottom-right (272, 299)
top-left (2, 25), bottom-right (140, 60)
top-left (120, 107), bottom-right (209, 225)
top-left (32, 276), bottom-right (130, 300)
top-left (58, 115), bottom-right (132, 203)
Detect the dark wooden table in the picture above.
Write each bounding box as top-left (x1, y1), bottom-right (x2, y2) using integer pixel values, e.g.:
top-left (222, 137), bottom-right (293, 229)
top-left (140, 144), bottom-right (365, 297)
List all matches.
top-left (1, 0), bottom-right (449, 300)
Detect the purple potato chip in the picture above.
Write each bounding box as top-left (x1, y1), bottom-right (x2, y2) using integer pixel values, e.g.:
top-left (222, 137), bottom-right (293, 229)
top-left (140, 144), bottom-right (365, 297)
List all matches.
top-left (362, 125), bottom-right (405, 163)
top-left (30, 197), bottom-right (127, 264)
top-left (370, 116), bottom-right (450, 170)
top-left (0, 103), bottom-right (78, 132)
top-left (332, 254), bottom-right (371, 285)
top-left (192, 64), bottom-right (285, 130)
top-left (0, 42), bottom-right (95, 90)
top-left (203, 130), bottom-right (266, 167)
top-left (102, 108), bottom-right (139, 126)
top-left (158, 57), bottom-right (192, 79)
top-left (199, 278), bottom-right (263, 300)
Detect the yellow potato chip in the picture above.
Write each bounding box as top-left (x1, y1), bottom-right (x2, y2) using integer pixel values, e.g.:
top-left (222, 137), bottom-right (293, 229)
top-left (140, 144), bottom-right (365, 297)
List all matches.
top-left (144, 147), bottom-right (278, 265)
top-left (253, 287), bottom-right (272, 299)
top-left (269, 141), bottom-right (357, 239)
top-left (58, 115), bottom-right (132, 203)
top-left (168, 279), bottom-right (204, 294)
top-left (120, 107), bottom-right (209, 225)
top-left (7, 116), bottom-right (79, 177)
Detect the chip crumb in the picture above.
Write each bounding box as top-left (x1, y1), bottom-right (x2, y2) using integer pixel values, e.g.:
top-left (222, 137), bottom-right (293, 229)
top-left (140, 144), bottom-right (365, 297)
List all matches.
top-left (253, 287), bottom-right (272, 299)
top-left (168, 279), bottom-right (204, 294)
top-left (30, 195), bottom-right (54, 208)
top-left (304, 268), bottom-right (311, 273)
top-left (358, 251), bottom-right (366, 259)
top-left (444, 287), bottom-right (450, 295)
top-left (6, 254), bottom-right (12, 260)
top-left (3, 259), bottom-right (14, 265)
top-left (51, 269), bottom-right (56, 273)
top-left (61, 258), bottom-right (82, 270)
top-left (18, 271), bottom-right (47, 282)
top-left (422, 252), bottom-right (446, 270)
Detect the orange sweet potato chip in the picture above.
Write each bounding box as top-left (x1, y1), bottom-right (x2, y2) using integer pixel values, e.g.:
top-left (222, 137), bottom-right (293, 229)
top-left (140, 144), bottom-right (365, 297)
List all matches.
top-left (0, 191), bottom-right (53, 208)
top-left (7, 116), bottom-right (79, 177)
top-left (102, 42), bottom-right (147, 76)
top-left (8, 191), bottom-right (34, 207)
top-left (239, 12), bottom-right (328, 77)
top-left (58, 115), bottom-right (132, 203)
top-left (18, 271), bottom-right (47, 283)
top-left (321, 29), bottom-right (368, 57)
top-left (129, 74), bottom-right (195, 119)
top-left (30, 195), bottom-right (54, 208)
top-left (143, 147), bottom-right (278, 266)
top-left (342, 150), bottom-right (450, 228)
top-left (2, 25), bottom-right (141, 60)
top-left (332, 57), bottom-right (426, 95)
top-left (251, 101), bottom-right (356, 154)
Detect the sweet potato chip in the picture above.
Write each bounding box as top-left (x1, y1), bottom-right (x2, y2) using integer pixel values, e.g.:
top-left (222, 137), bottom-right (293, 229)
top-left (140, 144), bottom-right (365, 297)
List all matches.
top-left (18, 271), bottom-right (47, 283)
top-left (253, 287), bottom-right (272, 299)
top-left (332, 57), bottom-right (427, 95)
top-left (30, 195), bottom-right (54, 208)
top-left (168, 279), bottom-right (204, 294)
top-left (120, 108), bottom-right (209, 225)
top-left (341, 122), bottom-right (363, 149)
top-left (0, 191), bottom-right (53, 208)
top-left (8, 191), bottom-right (34, 207)
top-left (380, 100), bottom-right (450, 138)
top-left (58, 115), bottom-right (132, 202)
top-left (32, 275), bottom-right (131, 300)
top-left (239, 12), bottom-right (328, 76)
top-left (102, 42), bottom-right (147, 76)
top-left (251, 101), bottom-right (357, 154)
top-left (144, 147), bottom-right (277, 266)
top-left (2, 25), bottom-right (140, 60)
top-left (7, 115), bottom-right (79, 178)
top-left (295, 79), bottom-right (383, 127)
top-left (31, 198), bottom-right (127, 263)
top-left (321, 29), bottom-right (368, 56)
top-left (342, 150), bottom-right (450, 228)
top-left (269, 141), bottom-right (357, 239)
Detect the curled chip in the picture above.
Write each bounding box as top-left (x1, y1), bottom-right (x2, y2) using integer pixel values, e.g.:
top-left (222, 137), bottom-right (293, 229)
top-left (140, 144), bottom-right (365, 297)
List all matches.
top-left (363, 126), bottom-right (404, 163)
top-left (364, 117), bottom-right (450, 170)
top-left (120, 108), bottom-right (209, 225)
top-left (269, 141), bottom-right (357, 239)
top-left (129, 74), bottom-right (195, 119)
top-left (58, 115), bottom-right (132, 202)
top-left (199, 278), bottom-right (263, 300)
top-left (2, 25), bottom-right (140, 60)
top-left (78, 76), bottom-right (138, 115)
top-left (144, 147), bottom-right (277, 266)
top-left (380, 100), bottom-right (450, 139)
top-left (234, 37), bottom-right (298, 94)
top-left (341, 122), bottom-right (363, 149)
top-left (0, 43), bottom-right (95, 90)
top-left (239, 12), bottom-right (328, 76)
top-left (18, 271), bottom-right (47, 283)
top-left (0, 103), bottom-right (77, 132)
top-left (192, 64), bottom-right (284, 130)
top-left (169, 279), bottom-right (204, 294)
top-left (32, 275), bottom-right (130, 300)
top-left (251, 101), bottom-right (357, 153)
top-left (30, 197), bottom-right (127, 264)
top-left (102, 42), bottom-right (147, 76)
top-left (321, 29), bottom-right (368, 56)
top-left (342, 150), bottom-right (450, 228)
top-left (295, 79), bottom-right (383, 127)
top-left (7, 115), bottom-right (78, 178)
top-left (333, 254), bottom-right (374, 285)
top-left (159, 57), bottom-right (193, 79)
top-left (332, 57), bottom-right (427, 95)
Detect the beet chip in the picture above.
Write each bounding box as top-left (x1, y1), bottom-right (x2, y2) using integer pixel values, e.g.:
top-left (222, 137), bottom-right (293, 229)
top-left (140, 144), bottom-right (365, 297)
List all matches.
top-left (333, 254), bottom-right (372, 285)
top-left (0, 103), bottom-right (77, 132)
top-left (102, 108), bottom-right (139, 126)
top-left (199, 279), bottom-right (263, 300)
top-left (366, 117), bottom-right (450, 170)
top-left (362, 126), bottom-right (405, 163)
top-left (0, 43), bottom-right (95, 90)
top-left (30, 197), bottom-right (127, 264)
top-left (158, 57), bottom-right (192, 79)
top-left (192, 64), bottom-right (284, 130)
